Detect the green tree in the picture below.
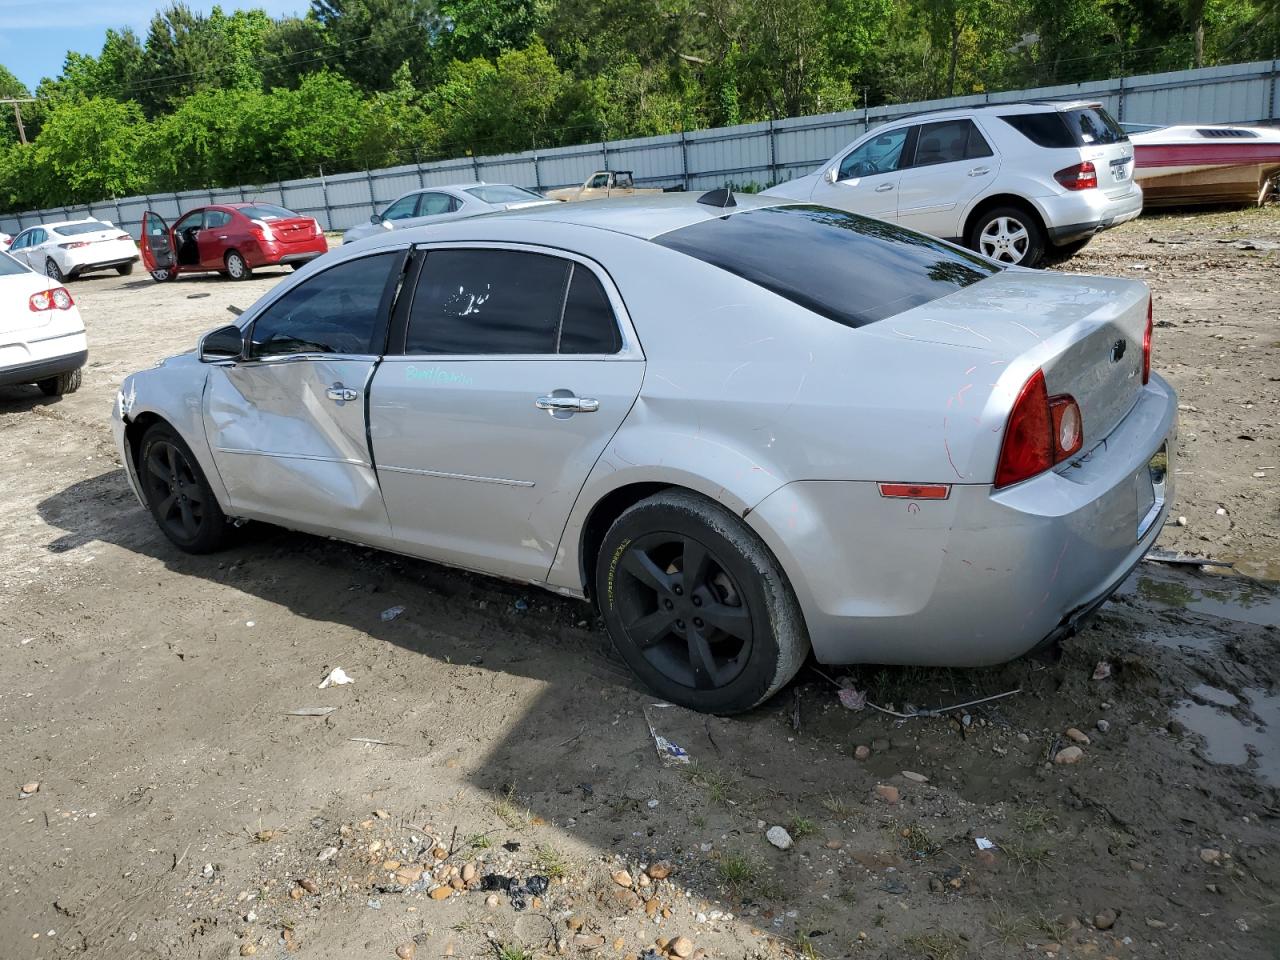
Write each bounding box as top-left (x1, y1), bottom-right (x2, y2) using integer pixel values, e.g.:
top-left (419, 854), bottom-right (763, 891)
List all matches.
top-left (29, 97), bottom-right (147, 205)
top-left (310, 0), bottom-right (443, 90)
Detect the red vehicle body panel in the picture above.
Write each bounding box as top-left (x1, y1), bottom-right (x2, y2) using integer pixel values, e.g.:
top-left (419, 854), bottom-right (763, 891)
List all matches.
top-left (139, 203), bottom-right (328, 280)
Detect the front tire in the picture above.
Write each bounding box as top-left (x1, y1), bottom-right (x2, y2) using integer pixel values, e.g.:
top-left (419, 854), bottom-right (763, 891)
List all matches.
top-left (116, 262), bottom-right (135, 276)
top-left (596, 490), bottom-right (809, 714)
top-left (150, 267), bottom-right (176, 282)
top-left (968, 206), bottom-right (1045, 267)
top-left (138, 423), bottom-right (229, 554)
top-left (225, 250), bottom-right (252, 281)
top-left (37, 368), bottom-right (81, 397)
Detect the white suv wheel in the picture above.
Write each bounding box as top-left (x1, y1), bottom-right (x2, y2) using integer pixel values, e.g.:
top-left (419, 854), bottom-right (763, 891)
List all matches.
top-left (980, 216), bottom-right (1030, 263)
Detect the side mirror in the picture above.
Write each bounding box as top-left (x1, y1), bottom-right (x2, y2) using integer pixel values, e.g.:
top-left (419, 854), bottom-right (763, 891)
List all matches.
top-left (825, 167), bottom-right (838, 184)
top-left (370, 213), bottom-right (386, 225)
top-left (199, 323), bottom-right (245, 363)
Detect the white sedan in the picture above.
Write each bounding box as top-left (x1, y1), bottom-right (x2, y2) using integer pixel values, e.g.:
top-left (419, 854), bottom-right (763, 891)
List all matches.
top-left (6, 219), bottom-right (140, 282)
top-left (0, 232), bottom-right (12, 250)
top-left (0, 250), bottom-right (86, 396)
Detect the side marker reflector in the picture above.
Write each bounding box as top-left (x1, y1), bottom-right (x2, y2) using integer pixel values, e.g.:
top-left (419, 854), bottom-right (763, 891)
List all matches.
top-left (878, 482), bottom-right (951, 500)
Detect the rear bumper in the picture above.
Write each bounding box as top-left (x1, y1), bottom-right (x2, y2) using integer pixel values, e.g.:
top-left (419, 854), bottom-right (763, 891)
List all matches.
top-left (71, 255), bottom-right (139, 274)
top-left (1042, 183), bottom-right (1145, 245)
top-left (0, 347), bottom-right (87, 387)
top-left (245, 238), bottom-right (329, 266)
top-left (746, 373), bottom-right (1178, 666)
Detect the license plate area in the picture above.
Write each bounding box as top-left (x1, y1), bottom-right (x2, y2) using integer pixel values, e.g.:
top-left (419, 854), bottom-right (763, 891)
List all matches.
top-left (1111, 159), bottom-right (1131, 181)
top-left (1136, 444), bottom-right (1167, 540)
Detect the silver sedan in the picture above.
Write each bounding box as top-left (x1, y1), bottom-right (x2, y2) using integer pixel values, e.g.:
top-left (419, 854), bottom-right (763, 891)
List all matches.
top-left (113, 194), bottom-right (1177, 713)
top-left (341, 182), bottom-right (557, 244)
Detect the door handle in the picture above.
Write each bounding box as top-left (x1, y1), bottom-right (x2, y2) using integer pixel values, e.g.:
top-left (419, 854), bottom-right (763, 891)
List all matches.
top-left (967, 166), bottom-right (991, 177)
top-left (875, 183), bottom-right (894, 192)
top-left (536, 395), bottom-right (599, 414)
top-left (326, 384), bottom-right (359, 403)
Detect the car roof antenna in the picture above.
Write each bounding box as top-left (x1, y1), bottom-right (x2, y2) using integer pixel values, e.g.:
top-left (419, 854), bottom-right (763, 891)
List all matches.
top-left (697, 186), bottom-right (736, 208)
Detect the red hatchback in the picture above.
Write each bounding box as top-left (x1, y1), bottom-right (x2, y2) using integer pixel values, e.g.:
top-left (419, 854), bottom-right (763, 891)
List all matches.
top-left (139, 203), bottom-right (329, 282)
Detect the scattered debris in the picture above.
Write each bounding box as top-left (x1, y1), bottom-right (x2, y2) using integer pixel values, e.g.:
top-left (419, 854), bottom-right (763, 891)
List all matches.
top-left (318, 667), bottom-right (354, 689)
top-left (317, 846), bottom-right (339, 861)
top-left (837, 687), bottom-right (867, 711)
top-left (349, 738), bottom-right (397, 746)
top-left (1145, 549), bottom-right (1234, 568)
top-left (1092, 661), bottom-right (1112, 681)
top-left (19, 781), bottom-right (39, 797)
top-left (901, 770), bottom-right (929, 784)
top-left (643, 704), bottom-right (691, 765)
top-left (479, 873), bottom-right (548, 911)
top-left (974, 837), bottom-right (996, 851)
top-left (1065, 727), bottom-right (1091, 745)
top-left (286, 707), bottom-right (338, 717)
top-left (380, 605), bottom-right (406, 622)
top-left (1054, 746), bottom-right (1085, 765)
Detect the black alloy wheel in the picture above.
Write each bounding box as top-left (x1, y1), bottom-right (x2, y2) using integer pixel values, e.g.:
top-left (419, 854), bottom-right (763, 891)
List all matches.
top-left (139, 424), bottom-right (228, 553)
top-left (612, 531), bottom-right (754, 691)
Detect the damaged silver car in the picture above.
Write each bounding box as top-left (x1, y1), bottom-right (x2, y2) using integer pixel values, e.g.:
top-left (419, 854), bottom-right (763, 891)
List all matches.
top-left (113, 193), bottom-right (1176, 713)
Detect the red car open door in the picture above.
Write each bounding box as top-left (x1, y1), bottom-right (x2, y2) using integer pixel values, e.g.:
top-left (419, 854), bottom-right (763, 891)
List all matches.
top-left (140, 211), bottom-right (177, 282)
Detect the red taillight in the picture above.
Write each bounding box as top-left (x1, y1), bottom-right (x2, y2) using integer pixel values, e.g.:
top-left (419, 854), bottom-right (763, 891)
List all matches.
top-left (877, 482), bottom-right (952, 500)
top-left (29, 287), bottom-right (75, 312)
top-left (1142, 297), bottom-right (1152, 385)
top-left (1054, 161), bottom-right (1098, 191)
top-left (58, 241), bottom-right (90, 249)
top-left (994, 369), bottom-right (1085, 489)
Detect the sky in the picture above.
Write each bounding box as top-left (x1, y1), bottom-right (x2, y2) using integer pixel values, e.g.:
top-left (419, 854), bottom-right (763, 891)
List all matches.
top-left (0, 0), bottom-right (307, 91)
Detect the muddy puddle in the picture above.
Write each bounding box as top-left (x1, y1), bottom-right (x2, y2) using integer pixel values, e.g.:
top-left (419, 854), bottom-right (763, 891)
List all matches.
top-left (1174, 684), bottom-right (1280, 785)
top-left (1118, 563), bottom-right (1280, 627)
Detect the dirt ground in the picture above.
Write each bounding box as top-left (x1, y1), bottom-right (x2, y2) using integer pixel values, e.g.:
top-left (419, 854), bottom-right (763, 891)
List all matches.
top-left (1, 208), bottom-right (1277, 960)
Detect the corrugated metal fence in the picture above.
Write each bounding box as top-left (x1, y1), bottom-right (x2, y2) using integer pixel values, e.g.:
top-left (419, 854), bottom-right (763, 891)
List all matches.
top-left (3, 58), bottom-right (1278, 237)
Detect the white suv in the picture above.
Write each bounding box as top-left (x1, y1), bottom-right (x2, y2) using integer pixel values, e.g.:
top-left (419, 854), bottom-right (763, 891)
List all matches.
top-left (763, 101), bottom-right (1142, 266)
top-left (0, 251), bottom-right (86, 397)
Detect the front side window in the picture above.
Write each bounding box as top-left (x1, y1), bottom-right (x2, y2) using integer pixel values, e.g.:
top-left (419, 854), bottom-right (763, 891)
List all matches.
top-left (653, 204), bottom-right (999, 328)
top-left (10, 231), bottom-right (30, 250)
top-left (912, 119), bottom-right (992, 166)
top-left (249, 252), bottom-right (399, 358)
top-left (838, 128), bottom-right (909, 180)
top-left (588, 174), bottom-right (609, 189)
top-left (175, 211), bottom-right (205, 233)
top-left (405, 249), bottom-right (622, 356)
top-left (382, 195), bottom-right (419, 221)
top-left (418, 193), bottom-right (458, 216)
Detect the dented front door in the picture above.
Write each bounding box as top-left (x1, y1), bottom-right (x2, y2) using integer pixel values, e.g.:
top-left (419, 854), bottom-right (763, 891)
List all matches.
top-left (204, 358), bottom-right (391, 544)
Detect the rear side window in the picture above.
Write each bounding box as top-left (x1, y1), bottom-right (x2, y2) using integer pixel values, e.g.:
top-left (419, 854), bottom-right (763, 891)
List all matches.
top-left (912, 119), bottom-right (992, 166)
top-left (418, 193), bottom-right (459, 216)
top-left (465, 184), bottom-right (545, 204)
top-left (559, 265), bottom-right (622, 354)
top-left (653, 205), bottom-right (999, 328)
top-left (250, 252), bottom-right (399, 357)
top-left (405, 249), bottom-right (622, 355)
top-left (0, 252), bottom-right (27, 275)
top-left (205, 210), bottom-right (232, 228)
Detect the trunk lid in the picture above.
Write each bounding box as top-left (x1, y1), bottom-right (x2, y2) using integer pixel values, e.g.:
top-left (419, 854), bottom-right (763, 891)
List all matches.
top-left (265, 217), bottom-right (320, 244)
top-left (0, 269), bottom-right (59, 334)
top-left (874, 269), bottom-right (1149, 445)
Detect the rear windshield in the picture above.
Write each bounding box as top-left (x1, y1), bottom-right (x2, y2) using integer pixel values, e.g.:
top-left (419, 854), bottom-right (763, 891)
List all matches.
top-left (54, 221), bottom-right (110, 236)
top-left (0, 251), bottom-right (28, 276)
top-left (1001, 107), bottom-right (1127, 148)
top-left (652, 205), bottom-right (999, 328)
top-left (239, 204), bottom-right (300, 221)
top-left (465, 185), bottom-right (545, 204)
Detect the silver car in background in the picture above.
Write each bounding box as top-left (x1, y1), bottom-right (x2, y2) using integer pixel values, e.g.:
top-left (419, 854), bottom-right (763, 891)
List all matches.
top-left (342, 182), bottom-right (557, 244)
top-left (113, 194), bottom-right (1176, 713)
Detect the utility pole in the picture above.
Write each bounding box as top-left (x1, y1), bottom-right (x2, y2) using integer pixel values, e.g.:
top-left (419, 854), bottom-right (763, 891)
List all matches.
top-left (0, 98), bottom-right (36, 145)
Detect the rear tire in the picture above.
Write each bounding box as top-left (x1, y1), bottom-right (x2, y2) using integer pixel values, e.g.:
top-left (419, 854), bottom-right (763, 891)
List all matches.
top-left (44, 259), bottom-right (66, 283)
top-left (595, 490), bottom-right (809, 714)
top-left (225, 250), bottom-right (252, 281)
top-left (116, 262), bottom-right (135, 276)
top-left (968, 205), bottom-right (1046, 267)
top-left (138, 423), bottom-right (229, 554)
top-left (37, 368), bottom-right (81, 397)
